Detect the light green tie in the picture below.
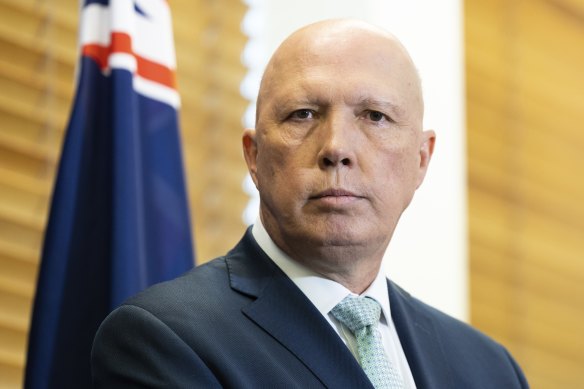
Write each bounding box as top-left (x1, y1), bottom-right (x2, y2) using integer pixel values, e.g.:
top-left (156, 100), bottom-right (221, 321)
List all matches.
top-left (331, 296), bottom-right (404, 389)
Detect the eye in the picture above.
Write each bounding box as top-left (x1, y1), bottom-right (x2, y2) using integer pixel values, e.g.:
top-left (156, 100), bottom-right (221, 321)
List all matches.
top-left (288, 109), bottom-right (315, 120)
top-left (367, 110), bottom-right (387, 122)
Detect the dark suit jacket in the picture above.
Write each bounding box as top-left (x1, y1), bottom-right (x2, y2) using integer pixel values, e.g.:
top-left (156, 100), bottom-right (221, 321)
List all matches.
top-left (92, 229), bottom-right (529, 388)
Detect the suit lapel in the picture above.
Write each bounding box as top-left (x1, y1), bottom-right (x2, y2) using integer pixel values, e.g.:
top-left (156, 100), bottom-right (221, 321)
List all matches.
top-left (226, 230), bottom-right (373, 388)
top-left (388, 281), bottom-right (455, 389)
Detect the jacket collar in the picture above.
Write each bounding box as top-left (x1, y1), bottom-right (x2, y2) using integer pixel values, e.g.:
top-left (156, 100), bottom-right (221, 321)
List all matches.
top-left (226, 228), bottom-right (373, 388)
top-left (388, 281), bottom-right (455, 388)
top-left (225, 229), bottom-right (454, 388)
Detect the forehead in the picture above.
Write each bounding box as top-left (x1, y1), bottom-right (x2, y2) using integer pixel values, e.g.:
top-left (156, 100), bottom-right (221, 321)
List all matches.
top-left (260, 29), bottom-right (421, 115)
top-left (277, 29), bottom-right (403, 77)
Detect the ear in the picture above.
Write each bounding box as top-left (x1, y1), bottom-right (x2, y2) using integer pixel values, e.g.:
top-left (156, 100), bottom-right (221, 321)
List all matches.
top-left (416, 130), bottom-right (436, 188)
top-left (242, 128), bottom-right (259, 187)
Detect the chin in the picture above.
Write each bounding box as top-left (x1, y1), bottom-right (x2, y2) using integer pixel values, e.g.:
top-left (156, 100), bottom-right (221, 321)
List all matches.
top-left (303, 226), bottom-right (366, 248)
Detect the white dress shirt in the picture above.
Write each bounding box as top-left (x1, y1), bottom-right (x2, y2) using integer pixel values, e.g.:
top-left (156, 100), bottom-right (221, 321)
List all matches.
top-left (252, 218), bottom-right (417, 388)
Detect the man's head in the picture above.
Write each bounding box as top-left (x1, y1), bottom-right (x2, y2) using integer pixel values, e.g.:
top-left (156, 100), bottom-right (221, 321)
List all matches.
top-left (243, 19), bottom-right (435, 289)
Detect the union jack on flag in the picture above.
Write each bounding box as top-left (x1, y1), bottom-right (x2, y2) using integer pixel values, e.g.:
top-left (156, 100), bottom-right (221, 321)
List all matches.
top-left (25, 1), bottom-right (195, 388)
top-left (81, 0), bottom-right (180, 107)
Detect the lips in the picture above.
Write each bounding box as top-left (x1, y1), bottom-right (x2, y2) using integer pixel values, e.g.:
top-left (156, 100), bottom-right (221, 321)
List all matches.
top-left (311, 188), bottom-right (360, 199)
top-left (308, 189), bottom-right (365, 208)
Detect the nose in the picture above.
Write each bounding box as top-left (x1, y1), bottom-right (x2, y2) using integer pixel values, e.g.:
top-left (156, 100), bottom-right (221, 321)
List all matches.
top-left (317, 114), bottom-right (356, 169)
top-left (321, 154), bottom-right (351, 168)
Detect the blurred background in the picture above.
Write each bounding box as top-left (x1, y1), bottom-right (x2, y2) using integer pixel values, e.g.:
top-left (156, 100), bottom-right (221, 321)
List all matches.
top-left (0, 0), bottom-right (583, 388)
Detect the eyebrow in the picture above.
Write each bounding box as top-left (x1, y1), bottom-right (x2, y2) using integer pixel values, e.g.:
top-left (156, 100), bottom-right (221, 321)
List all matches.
top-left (356, 97), bottom-right (403, 114)
top-left (270, 93), bottom-right (405, 119)
top-left (271, 96), bottom-right (325, 115)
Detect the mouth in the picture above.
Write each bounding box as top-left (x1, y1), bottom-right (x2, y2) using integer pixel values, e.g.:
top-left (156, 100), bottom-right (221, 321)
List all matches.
top-left (309, 188), bottom-right (364, 206)
top-left (311, 188), bottom-right (359, 198)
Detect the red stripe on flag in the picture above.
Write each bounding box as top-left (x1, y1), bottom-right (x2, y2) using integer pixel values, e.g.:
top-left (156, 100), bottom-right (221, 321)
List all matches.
top-left (111, 31), bottom-right (132, 53)
top-left (81, 32), bottom-right (176, 89)
top-left (82, 44), bottom-right (110, 70)
top-left (136, 54), bottom-right (176, 89)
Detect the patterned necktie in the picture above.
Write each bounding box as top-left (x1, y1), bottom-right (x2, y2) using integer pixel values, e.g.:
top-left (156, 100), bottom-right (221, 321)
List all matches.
top-left (331, 296), bottom-right (404, 389)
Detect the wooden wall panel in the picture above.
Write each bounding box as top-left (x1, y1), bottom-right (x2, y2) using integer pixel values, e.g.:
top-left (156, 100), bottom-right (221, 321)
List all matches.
top-left (466, 0), bottom-right (584, 387)
top-left (0, 0), bottom-right (249, 387)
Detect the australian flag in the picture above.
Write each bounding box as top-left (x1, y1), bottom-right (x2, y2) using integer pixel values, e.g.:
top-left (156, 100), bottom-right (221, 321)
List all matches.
top-left (24, 1), bottom-right (195, 388)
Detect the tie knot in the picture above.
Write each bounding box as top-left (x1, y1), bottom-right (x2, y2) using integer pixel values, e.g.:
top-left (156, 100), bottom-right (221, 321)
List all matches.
top-left (330, 296), bottom-right (381, 333)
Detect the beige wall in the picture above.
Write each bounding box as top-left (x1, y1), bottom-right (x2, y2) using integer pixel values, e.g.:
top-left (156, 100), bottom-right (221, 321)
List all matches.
top-left (466, 0), bottom-right (584, 387)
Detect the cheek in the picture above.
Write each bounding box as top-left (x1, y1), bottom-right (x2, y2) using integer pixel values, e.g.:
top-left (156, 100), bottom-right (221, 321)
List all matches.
top-left (372, 145), bottom-right (421, 196)
top-left (255, 142), bottom-right (294, 190)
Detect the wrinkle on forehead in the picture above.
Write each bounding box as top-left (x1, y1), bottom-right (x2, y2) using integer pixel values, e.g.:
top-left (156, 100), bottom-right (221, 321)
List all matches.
top-left (255, 19), bottom-right (424, 125)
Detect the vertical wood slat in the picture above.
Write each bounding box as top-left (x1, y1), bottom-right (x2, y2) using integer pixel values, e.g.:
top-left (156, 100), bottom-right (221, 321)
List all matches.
top-left (466, 0), bottom-right (584, 387)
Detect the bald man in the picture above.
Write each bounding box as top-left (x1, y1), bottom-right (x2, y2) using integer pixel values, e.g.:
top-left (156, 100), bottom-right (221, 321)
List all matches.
top-left (92, 20), bottom-right (529, 388)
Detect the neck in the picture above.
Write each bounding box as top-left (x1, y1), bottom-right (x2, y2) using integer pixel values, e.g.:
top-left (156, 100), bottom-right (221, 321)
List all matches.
top-left (257, 211), bottom-right (391, 294)
top-left (277, 236), bottom-right (386, 295)
top-left (315, 258), bottom-right (382, 294)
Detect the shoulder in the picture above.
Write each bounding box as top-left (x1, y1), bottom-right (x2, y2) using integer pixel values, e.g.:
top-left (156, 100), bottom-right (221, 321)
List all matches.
top-left (121, 256), bottom-right (235, 321)
top-left (389, 281), bottom-right (529, 387)
top-left (395, 282), bottom-right (504, 352)
top-left (95, 255), bottom-right (244, 353)
top-left (91, 260), bottom-right (229, 388)
top-left (390, 281), bottom-right (493, 344)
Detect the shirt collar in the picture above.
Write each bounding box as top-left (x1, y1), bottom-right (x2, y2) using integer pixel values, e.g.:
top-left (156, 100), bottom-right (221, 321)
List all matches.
top-left (251, 217), bottom-right (392, 324)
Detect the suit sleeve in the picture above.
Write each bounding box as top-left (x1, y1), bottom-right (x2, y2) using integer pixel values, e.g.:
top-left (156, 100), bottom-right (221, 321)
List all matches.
top-left (91, 304), bottom-right (222, 388)
top-left (504, 347), bottom-right (530, 388)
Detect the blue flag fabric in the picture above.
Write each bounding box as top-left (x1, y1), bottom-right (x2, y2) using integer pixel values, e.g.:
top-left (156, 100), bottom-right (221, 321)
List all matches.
top-left (25, 1), bottom-right (195, 388)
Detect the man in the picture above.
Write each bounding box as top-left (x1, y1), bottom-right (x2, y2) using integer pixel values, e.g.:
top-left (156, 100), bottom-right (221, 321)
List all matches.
top-left (92, 19), bottom-right (529, 388)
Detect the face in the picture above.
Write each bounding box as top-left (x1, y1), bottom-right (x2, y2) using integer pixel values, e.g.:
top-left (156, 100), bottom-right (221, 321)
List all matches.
top-left (243, 24), bottom-right (435, 266)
